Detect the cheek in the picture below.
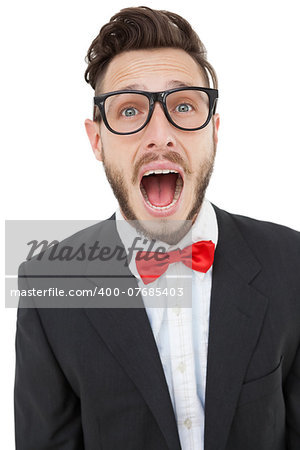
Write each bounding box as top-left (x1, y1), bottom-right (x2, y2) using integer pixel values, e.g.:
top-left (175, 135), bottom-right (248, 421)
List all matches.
top-left (101, 133), bottom-right (126, 161)
top-left (101, 128), bottom-right (138, 157)
top-left (180, 131), bottom-right (214, 162)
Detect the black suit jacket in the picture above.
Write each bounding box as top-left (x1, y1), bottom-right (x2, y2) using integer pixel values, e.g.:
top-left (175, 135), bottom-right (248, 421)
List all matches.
top-left (14, 204), bottom-right (300, 449)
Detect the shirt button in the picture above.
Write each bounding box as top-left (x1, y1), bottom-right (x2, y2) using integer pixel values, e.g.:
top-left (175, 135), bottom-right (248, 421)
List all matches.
top-left (184, 418), bottom-right (192, 429)
top-left (177, 361), bottom-right (186, 373)
top-left (172, 306), bottom-right (181, 316)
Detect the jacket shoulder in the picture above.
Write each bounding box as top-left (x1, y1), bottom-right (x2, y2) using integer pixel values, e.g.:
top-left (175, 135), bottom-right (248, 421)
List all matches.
top-left (19, 215), bottom-right (116, 277)
top-left (214, 205), bottom-right (300, 278)
top-left (229, 209), bottom-right (300, 249)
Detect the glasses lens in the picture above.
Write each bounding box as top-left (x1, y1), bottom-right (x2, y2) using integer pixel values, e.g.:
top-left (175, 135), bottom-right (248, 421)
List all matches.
top-left (166, 89), bottom-right (210, 129)
top-left (104, 93), bottom-right (149, 133)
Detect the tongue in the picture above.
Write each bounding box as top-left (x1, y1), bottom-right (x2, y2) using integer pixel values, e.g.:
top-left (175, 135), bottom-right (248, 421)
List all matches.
top-left (142, 173), bottom-right (177, 207)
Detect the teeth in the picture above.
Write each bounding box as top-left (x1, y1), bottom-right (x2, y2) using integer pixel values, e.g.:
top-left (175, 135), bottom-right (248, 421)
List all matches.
top-left (140, 184), bottom-right (147, 197)
top-left (176, 176), bottom-right (183, 187)
top-left (143, 169), bottom-right (179, 176)
top-left (146, 197), bottom-right (178, 210)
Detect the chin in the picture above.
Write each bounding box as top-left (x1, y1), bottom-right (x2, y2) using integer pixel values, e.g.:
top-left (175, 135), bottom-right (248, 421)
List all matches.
top-left (130, 202), bottom-right (193, 245)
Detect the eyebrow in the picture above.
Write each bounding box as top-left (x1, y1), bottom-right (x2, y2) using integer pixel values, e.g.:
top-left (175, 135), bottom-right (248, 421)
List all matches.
top-left (167, 80), bottom-right (193, 89)
top-left (118, 80), bottom-right (194, 91)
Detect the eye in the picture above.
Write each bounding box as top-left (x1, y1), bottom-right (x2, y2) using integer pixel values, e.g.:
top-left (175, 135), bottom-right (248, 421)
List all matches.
top-left (175, 103), bottom-right (193, 113)
top-left (121, 107), bottom-right (139, 117)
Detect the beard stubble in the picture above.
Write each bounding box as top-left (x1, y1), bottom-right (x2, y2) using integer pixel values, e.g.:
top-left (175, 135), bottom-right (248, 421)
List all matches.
top-left (101, 141), bottom-right (216, 245)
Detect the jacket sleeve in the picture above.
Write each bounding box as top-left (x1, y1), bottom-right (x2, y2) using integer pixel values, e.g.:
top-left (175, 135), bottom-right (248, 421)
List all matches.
top-left (14, 262), bottom-right (84, 449)
top-left (285, 343), bottom-right (300, 449)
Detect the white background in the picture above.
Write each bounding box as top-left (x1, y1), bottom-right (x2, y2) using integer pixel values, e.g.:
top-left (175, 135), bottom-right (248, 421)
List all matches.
top-left (1, 0), bottom-right (300, 447)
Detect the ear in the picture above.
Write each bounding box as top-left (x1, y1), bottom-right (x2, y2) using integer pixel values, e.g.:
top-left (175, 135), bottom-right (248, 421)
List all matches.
top-left (212, 113), bottom-right (220, 145)
top-left (84, 119), bottom-right (103, 161)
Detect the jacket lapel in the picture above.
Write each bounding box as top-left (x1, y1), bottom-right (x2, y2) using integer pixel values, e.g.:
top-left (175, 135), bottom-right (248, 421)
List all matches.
top-left (204, 205), bottom-right (269, 450)
top-left (83, 217), bottom-right (181, 450)
top-left (82, 205), bottom-right (269, 450)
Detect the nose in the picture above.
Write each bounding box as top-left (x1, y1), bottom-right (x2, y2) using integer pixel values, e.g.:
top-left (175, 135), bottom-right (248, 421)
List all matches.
top-left (142, 102), bottom-right (176, 150)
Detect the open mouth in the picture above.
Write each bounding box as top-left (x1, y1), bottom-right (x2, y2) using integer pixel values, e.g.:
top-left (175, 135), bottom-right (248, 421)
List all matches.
top-left (140, 169), bottom-right (184, 212)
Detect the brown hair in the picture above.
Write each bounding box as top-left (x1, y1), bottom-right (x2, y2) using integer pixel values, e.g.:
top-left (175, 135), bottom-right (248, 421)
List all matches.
top-left (84, 6), bottom-right (218, 97)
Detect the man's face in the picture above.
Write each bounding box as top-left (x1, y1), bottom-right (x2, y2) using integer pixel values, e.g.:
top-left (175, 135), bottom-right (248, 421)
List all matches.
top-left (85, 48), bottom-right (220, 244)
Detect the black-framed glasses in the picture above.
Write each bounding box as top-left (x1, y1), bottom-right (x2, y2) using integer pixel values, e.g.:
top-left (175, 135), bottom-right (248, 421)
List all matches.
top-left (93, 87), bottom-right (218, 135)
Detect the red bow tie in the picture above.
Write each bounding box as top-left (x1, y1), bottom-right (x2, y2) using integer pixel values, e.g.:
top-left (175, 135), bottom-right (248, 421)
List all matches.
top-left (135, 240), bottom-right (215, 285)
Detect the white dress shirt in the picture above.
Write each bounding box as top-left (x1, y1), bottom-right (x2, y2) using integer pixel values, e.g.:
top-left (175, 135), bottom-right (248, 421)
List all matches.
top-left (116, 198), bottom-right (218, 449)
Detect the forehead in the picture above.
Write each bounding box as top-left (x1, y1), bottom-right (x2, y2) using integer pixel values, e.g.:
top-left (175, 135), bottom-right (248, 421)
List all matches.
top-left (101, 48), bottom-right (207, 93)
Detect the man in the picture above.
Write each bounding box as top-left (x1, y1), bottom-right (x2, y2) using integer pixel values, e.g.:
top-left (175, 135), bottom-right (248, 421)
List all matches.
top-left (14, 6), bottom-right (300, 450)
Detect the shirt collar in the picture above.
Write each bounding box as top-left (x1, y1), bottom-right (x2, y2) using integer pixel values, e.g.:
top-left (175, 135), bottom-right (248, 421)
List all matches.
top-left (115, 198), bottom-right (218, 279)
